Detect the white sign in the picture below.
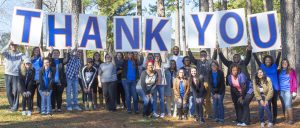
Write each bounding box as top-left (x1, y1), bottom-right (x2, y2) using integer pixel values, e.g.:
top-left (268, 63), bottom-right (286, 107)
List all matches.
top-left (11, 7), bottom-right (43, 46)
top-left (186, 12), bottom-right (217, 48)
top-left (248, 11), bottom-right (281, 53)
top-left (78, 14), bottom-right (107, 50)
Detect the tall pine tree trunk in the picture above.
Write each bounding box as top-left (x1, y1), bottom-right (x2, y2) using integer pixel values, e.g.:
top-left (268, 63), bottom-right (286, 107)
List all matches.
top-left (247, 0), bottom-right (256, 80)
top-left (294, 0), bottom-right (300, 99)
top-left (200, 0), bottom-right (210, 55)
top-left (181, 0), bottom-right (187, 56)
top-left (174, 0), bottom-right (180, 48)
top-left (34, 0), bottom-right (43, 48)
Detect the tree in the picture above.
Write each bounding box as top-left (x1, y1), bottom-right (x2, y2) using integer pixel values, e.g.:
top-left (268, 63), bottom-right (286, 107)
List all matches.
top-left (294, 0), bottom-right (300, 98)
top-left (280, 0), bottom-right (295, 67)
top-left (174, 0), bottom-right (180, 48)
top-left (181, 0), bottom-right (187, 56)
top-left (35, 0), bottom-right (43, 48)
top-left (70, 0), bottom-right (83, 62)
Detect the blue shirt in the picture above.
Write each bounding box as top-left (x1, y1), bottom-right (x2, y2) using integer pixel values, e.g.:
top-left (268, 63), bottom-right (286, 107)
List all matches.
top-left (212, 71), bottom-right (218, 88)
top-left (32, 57), bottom-right (43, 81)
top-left (127, 60), bottom-right (136, 80)
top-left (179, 81), bottom-right (184, 98)
top-left (260, 64), bottom-right (279, 91)
top-left (43, 68), bottom-right (50, 89)
top-left (54, 59), bottom-right (60, 84)
top-left (279, 69), bottom-right (290, 91)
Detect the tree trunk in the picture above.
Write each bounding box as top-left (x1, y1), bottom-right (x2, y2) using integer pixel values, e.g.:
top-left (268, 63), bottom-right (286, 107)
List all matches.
top-left (174, 0), bottom-right (180, 48)
top-left (137, 0), bottom-right (142, 16)
top-left (157, 0), bottom-right (165, 17)
top-left (34, 0), bottom-right (43, 48)
top-left (294, 0), bottom-right (300, 100)
top-left (281, 0), bottom-right (295, 67)
top-left (181, 0), bottom-right (187, 56)
top-left (246, 0), bottom-right (256, 80)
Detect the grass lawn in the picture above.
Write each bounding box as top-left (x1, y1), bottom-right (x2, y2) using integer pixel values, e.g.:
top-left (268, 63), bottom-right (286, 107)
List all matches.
top-left (0, 65), bottom-right (300, 128)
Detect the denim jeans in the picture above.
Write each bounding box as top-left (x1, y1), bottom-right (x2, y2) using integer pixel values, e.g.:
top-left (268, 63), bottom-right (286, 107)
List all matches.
top-left (280, 90), bottom-right (292, 109)
top-left (39, 90), bottom-right (52, 114)
top-left (189, 93), bottom-right (195, 116)
top-left (213, 93), bottom-right (225, 121)
top-left (258, 101), bottom-right (272, 122)
top-left (137, 88), bottom-right (153, 115)
top-left (4, 74), bottom-right (19, 111)
top-left (122, 80), bottom-right (138, 112)
top-left (66, 78), bottom-right (79, 108)
top-left (152, 85), bottom-right (165, 114)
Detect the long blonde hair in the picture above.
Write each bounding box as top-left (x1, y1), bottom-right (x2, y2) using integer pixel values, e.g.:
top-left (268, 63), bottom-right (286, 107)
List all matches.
top-left (20, 63), bottom-right (33, 76)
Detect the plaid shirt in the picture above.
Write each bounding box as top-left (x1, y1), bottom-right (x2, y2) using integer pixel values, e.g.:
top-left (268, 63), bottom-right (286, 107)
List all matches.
top-left (66, 55), bottom-right (82, 80)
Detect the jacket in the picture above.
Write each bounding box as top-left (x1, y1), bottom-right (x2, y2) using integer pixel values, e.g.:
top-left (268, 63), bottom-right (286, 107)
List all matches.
top-left (208, 70), bottom-right (226, 95)
top-left (139, 70), bottom-right (158, 95)
top-left (39, 67), bottom-right (55, 91)
top-left (19, 67), bottom-right (35, 93)
top-left (48, 52), bottom-right (68, 86)
top-left (227, 72), bottom-right (253, 99)
top-left (278, 68), bottom-right (298, 93)
top-left (81, 65), bottom-right (98, 89)
top-left (173, 78), bottom-right (190, 104)
top-left (189, 77), bottom-right (207, 98)
top-left (121, 55), bottom-right (144, 80)
top-left (253, 77), bottom-right (273, 101)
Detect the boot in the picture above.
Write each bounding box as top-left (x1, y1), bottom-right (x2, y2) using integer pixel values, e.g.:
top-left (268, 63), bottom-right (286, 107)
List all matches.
top-left (183, 108), bottom-right (188, 120)
top-left (287, 108), bottom-right (294, 124)
top-left (84, 102), bottom-right (88, 111)
top-left (88, 102), bottom-right (93, 111)
top-left (284, 110), bottom-right (289, 124)
top-left (178, 109), bottom-right (183, 120)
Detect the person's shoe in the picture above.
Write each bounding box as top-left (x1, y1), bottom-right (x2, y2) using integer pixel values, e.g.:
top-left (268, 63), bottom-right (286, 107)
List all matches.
top-left (127, 111), bottom-right (132, 114)
top-left (199, 118), bottom-right (205, 124)
top-left (57, 109), bottom-right (62, 112)
top-left (260, 122), bottom-right (265, 128)
top-left (237, 123), bottom-right (242, 126)
top-left (167, 113), bottom-right (172, 117)
top-left (153, 113), bottom-right (159, 118)
top-left (239, 123), bottom-right (247, 127)
top-left (93, 105), bottom-right (97, 110)
top-left (41, 112), bottom-right (46, 116)
top-left (74, 106), bottom-right (82, 111)
top-left (134, 111), bottom-right (139, 114)
top-left (183, 115), bottom-right (188, 120)
top-left (67, 107), bottom-right (73, 111)
top-left (178, 116), bottom-right (183, 120)
top-left (27, 111), bottom-right (32, 116)
top-left (160, 113), bottom-right (165, 118)
top-left (22, 111), bottom-right (27, 116)
top-left (268, 123), bottom-right (273, 128)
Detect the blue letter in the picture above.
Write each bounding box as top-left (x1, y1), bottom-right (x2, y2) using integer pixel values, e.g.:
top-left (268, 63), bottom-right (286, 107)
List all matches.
top-left (115, 18), bottom-right (139, 50)
top-left (48, 15), bottom-right (72, 47)
top-left (219, 12), bottom-right (244, 44)
top-left (80, 17), bottom-right (102, 49)
top-left (16, 10), bottom-right (41, 43)
top-left (191, 14), bottom-right (213, 46)
top-left (250, 14), bottom-right (277, 48)
top-left (145, 19), bottom-right (168, 51)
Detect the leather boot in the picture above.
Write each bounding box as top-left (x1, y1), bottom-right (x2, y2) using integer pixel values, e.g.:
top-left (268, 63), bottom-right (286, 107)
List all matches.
top-left (178, 109), bottom-right (183, 120)
top-left (287, 108), bottom-right (294, 124)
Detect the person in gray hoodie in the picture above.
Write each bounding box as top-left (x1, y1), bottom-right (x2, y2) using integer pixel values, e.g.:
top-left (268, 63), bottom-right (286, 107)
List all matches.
top-left (1, 40), bottom-right (29, 111)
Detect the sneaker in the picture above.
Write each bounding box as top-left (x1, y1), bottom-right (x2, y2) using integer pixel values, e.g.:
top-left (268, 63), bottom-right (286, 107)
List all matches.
top-left (167, 113), bottom-right (172, 117)
top-left (237, 123), bottom-right (242, 126)
top-left (22, 111), bottom-right (27, 116)
top-left (41, 112), bottom-right (46, 115)
top-left (240, 123), bottom-right (247, 127)
top-left (268, 123), bottom-right (273, 128)
top-left (27, 111), bottom-right (32, 116)
top-left (74, 106), bottom-right (82, 111)
top-left (57, 109), bottom-right (62, 112)
top-left (260, 122), bottom-right (265, 128)
top-left (67, 107), bottom-right (73, 111)
top-left (160, 113), bottom-right (165, 118)
top-left (153, 113), bottom-right (159, 118)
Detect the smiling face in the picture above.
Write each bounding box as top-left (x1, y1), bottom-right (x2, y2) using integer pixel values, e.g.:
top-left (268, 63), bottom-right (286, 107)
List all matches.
top-left (170, 60), bottom-right (176, 70)
top-left (116, 52), bottom-right (123, 60)
top-left (173, 46), bottom-right (179, 56)
top-left (127, 52), bottom-right (134, 59)
top-left (191, 68), bottom-right (197, 77)
top-left (105, 54), bottom-right (112, 62)
top-left (183, 57), bottom-right (191, 66)
top-left (154, 54), bottom-right (161, 62)
top-left (178, 69), bottom-right (184, 78)
top-left (25, 63), bottom-right (31, 69)
top-left (33, 47), bottom-right (40, 56)
top-left (257, 69), bottom-right (264, 79)
top-left (211, 62), bottom-right (218, 71)
top-left (200, 51), bottom-right (207, 61)
top-left (231, 67), bottom-right (238, 77)
top-left (264, 57), bottom-right (272, 66)
top-left (233, 54), bottom-right (241, 63)
top-left (10, 44), bottom-right (17, 51)
top-left (281, 60), bottom-right (288, 69)
top-left (52, 50), bottom-right (60, 59)
top-left (93, 53), bottom-right (100, 61)
top-left (43, 59), bottom-right (50, 69)
top-left (146, 61), bottom-right (154, 72)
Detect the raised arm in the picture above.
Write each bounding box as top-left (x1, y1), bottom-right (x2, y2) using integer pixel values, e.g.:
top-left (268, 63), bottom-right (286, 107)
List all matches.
top-left (137, 52), bottom-right (144, 66)
top-left (188, 49), bottom-right (197, 65)
top-left (275, 51), bottom-right (281, 66)
top-left (212, 49), bottom-right (217, 60)
top-left (218, 50), bottom-right (231, 67)
top-left (252, 53), bottom-right (262, 66)
top-left (244, 49), bottom-right (252, 66)
top-left (39, 46), bottom-right (44, 58)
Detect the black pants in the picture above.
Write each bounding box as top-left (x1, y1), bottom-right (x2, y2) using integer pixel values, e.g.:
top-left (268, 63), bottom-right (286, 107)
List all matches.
top-left (92, 83), bottom-right (103, 106)
top-left (79, 78), bottom-right (84, 102)
top-left (51, 83), bottom-right (64, 109)
top-left (194, 98), bottom-right (204, 119)
top-left (83, 88), bottom-right (93, 102)
top-left (176, 97), bottom-right (189, 116)
top-left (32, 81), bottom-right (41, 109)
top-left (269, 90), bottom-right (279, 123)
top-left (22, 95), bottom-right (33, 111)
top-left (4, 75), bottom-right (20, 111)
top-left (232, 92), bottom-right (254, 124)
top-left (116, 81), bottom-right (126, 108)
top-left (102, 81), bottom-right (117, 111)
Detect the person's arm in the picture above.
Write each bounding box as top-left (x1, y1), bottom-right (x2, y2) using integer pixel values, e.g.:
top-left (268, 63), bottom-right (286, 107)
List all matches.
top-left (1, 42), bottom-right (10, 55)
top-left (212, 49), bottom-right (217, 60)
top-left (97, 65), bottom-right (102, 87)
top-left (265, 78), bottom-right (274, 101)
top-left (187, 49), bottom-right (197, 65)
top-left (109, 52), bottom-right (116, 66)
top-left (275, 51), bottom-right (281, 66)
top-left (39, 69), bottom-right (45, 91)
top-left (183, 81), bottom-right (190, 104)
top-left (173, 79), bottom-right (179, 101)
top-left (244, 49), bottom-right (252, 66)
top-left (199, 82), bottom-right (208, 98)
top-left (63, 51), bottom-right (70, 65)
top-left (137, 52), bottom-right (144, 66)
top-left (218, 50), bottom-right (231, 67)
top-left (28, 69), bottom-right (35, 93)
top-left (253, 81), bottom-right (262, 101)
top-left (39, 46), bottom-right (44, 58)
top-left (252, 53), bottom-right (262, 66)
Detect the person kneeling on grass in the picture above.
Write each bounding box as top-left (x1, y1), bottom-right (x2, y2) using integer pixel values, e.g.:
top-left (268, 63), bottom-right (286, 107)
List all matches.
top-left (253, 68), bottom-right (274, 128)
top-left (81, 58), bottom-right (98, 111)
top-left (39, 58), bottom-right (55, 116)
top-left (20, 58), bottom-right (35, 116)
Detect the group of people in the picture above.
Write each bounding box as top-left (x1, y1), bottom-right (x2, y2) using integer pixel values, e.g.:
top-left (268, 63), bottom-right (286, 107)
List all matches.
top-left (1, 40), bottom-right (298, 127)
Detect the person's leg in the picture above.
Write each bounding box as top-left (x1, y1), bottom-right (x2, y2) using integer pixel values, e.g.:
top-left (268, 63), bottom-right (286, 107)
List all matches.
top-left (57, 85), bottom-right (64, 110)
top-left (88, 89), bottom-right (93, 110)
top-left (108, 82), bottom-right (117, 110)
top-left (22, 95), bottom-right (26, 111)
top-left (271, 91), bottom-right (278, 123)
top-left (119, 81), bottom-right (126, 108)
top-left (5, 74), bottom-right (13, 108)
top-left (51, 84), bottom-right (57, 110)
top-left (116, 82), bottom-right (121, 106)
top-left (219, 94), bottom-right (225, 122)
top-left (242, 93), bottom-right (253, 124)
top-left (78, 78), bottom-right (84, 102)
top-left (36, 82), bottom-right (41, 110)
top-left (212, 94), bottom-right (218, 120)
top-left (46, 91), bottom-right (52, 114)
top-left (66, 79), bottom-right (72, 109)
top-left (152, 86), bottom-right (158, 115)
top-left (102, 82), bottom-right (109, 110)
top-left (130, 81), bottom-right (138, 113)
top-left (188, 94), bottom-right (194, 116)
top-left (92, 83), bottom-right (98, 108)
top-left (158, 85), bottom-right (165, 115)
top-left (258, 101), bottom-right (265, 123)
top-left (176, 99), bottom-right (183, 120)
top-left (264, 101), bottom-right (273, 123)
top-left (39, 90), bottom-right (45, 114)
top-left (231, 89), bottom-right (239, 122)
top-left (165, 96), bottom-right (172, 116)
top-left (282, 91), bottom-right (293, 124)
top-left (72, 78), bottom-right (79, 108)
top-left (122, 80), bottom-right (131, 112)
top-left (11, 76), bottom-right (19, 111)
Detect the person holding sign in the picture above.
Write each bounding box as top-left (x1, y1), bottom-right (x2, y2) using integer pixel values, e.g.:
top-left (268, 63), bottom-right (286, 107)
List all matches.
top-left (92, 52), bottom-right (103, 109)
top-left (188, 49), bottom-right (217, 119)
top-left (121, 52), bottom-right (144, 114)
top-left (169, 46), bottom-right (183, 70)
top-left (65, 45), bottom-right (83, 111)
top-left (278, 59), bottom-right (298, 125)
top-left (1, 40), bottom-right (29, 111)
top-left (253, 68), bottom-right (273, 128)
top-left (115, 52), bottom-right (126, 109)
top-left (253, 50), bottom-right (281, 124)
top-left (98, 52), bottom-right (118, 111)
top-left (227, 64), bottom-right (254, 126)
top-left (30, 46), bottom-right (44, 112)
top-left (48, 47), bottom-right (68, 112)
